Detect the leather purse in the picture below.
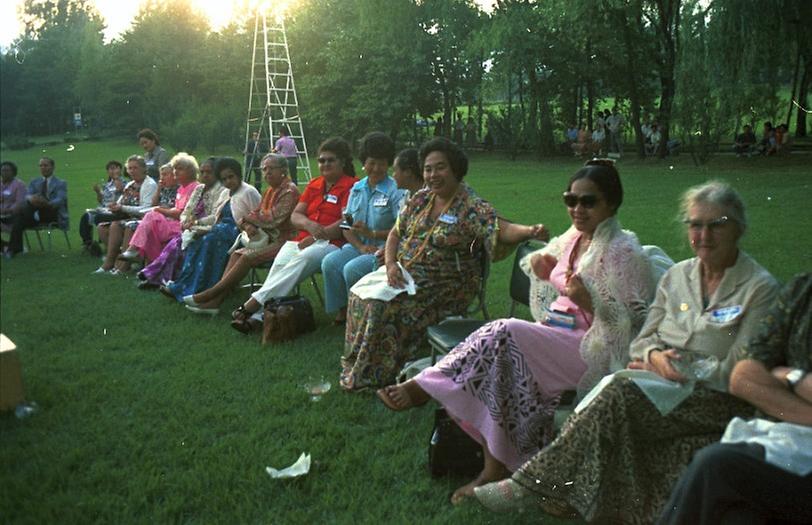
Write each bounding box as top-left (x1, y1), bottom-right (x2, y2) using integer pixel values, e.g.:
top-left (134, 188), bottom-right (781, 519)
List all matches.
top-left (427, 408), bottom-right (484, 478)
top-left (261, 295), bottom-right (315, 345)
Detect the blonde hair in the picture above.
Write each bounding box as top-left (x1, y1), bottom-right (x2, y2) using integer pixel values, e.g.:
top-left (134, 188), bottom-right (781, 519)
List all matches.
top-left (170, 152), bottom-right (199, 178)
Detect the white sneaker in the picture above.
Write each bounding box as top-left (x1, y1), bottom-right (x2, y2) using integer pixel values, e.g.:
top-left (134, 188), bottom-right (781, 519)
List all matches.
top-left (185, 304), bottom-right (219, 316)
top-left (109, 268), bottom-right (124, 276)
top-left (92, 267), bottom-right (108, 274)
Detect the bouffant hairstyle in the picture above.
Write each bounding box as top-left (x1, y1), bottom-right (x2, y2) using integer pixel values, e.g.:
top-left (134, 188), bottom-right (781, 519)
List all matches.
top-left (137, 128), bottom-right (160, 145)
top-left (214, 157), bottom-right (243, 181)
top-left (318, 137), bottom-right (356, 177)
top-left (358, 131), bottom-right (395, 165)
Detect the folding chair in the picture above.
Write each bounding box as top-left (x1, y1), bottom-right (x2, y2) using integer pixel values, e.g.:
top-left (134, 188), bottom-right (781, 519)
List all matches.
top-left (24, 222), bottom-right (71, 251)
top-left (247, 261), bottom-right (325, 307)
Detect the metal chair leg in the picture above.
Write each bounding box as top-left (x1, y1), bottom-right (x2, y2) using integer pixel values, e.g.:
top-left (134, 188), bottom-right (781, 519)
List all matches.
top-left (23, 232), bottom-right (31, 252)
top-left (61, 229), bottom-right (71, 249)
top-left (310, 275), bottom-right (324, 307)
top-left (34, 230), bottom-right (44, 250)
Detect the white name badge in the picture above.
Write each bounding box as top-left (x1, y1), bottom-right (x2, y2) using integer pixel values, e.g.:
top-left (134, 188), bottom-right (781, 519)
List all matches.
top-left (145, 159), bottom-right (155, 166)
top-left (438, 213), bottom-right (457, 224)
top-left (709, 305), bottom-right (742, 323)
top-left (324, 194), bottom-right (338, 204)
top-left (373, 197), bottom-right (388, 207)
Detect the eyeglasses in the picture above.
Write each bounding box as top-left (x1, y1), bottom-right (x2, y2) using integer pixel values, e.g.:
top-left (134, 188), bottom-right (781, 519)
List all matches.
top-left (563, 192), bottom-right (601, 209)
top-left (683, 216), bottom-right (730, 231)
top-left (318, 156), bottom-right (338, 165)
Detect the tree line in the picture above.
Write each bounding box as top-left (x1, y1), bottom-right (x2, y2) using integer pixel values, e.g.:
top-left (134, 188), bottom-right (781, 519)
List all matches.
top-left (1, 0), bottom-right (809, 161)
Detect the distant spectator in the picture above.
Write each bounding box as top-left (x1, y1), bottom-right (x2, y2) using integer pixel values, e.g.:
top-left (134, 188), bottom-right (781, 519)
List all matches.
top-left (757, 121), bottom-right (774, 155)
top-left (571, 124), bottom-right (591, 157)
top-left (4, 157), bottom-right (69, 258)
top-left (1, 161), bottom-right (26, 236)
top-left (591, 125), bottom-right (606, 156)
top-left (606, 107), bottom-right (625, 155)
top-left (646, 123), bottom-right (662, 157)
top-left (454, 112), bottom-right (464, 144)
top-left (434, 116), bottom-right (444, 137)
top-left (245, 131), bottom-right (268, 192)
top-left (138, 128), bottom-right (170, 181)
top-left (79, 160), bottom-right (127, 255)
top-left (273, 127), bottom-right (298, 185)
top-left (641, 118), bottom-right (653, 142)
top-left (466, 118), bottom-right (478, 148)
top-left (595, 111), bottom-right (606, 131)
top-left (733, 125), bottom-right (757, 157)
top-left (561, 123), bottom-right (578, 154)
top-left (769, 123), bottom-right (792, 156)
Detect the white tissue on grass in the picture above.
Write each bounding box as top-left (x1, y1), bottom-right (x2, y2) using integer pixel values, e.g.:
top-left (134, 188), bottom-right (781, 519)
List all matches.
top-left (266, 453), bottom-right (311, 479)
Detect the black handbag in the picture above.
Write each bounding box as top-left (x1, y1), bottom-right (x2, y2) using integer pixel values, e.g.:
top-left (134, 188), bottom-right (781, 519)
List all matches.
top-left (262, 295), bottom-right (315, 344)
top-left (427, 408), bottom-right (484, 478)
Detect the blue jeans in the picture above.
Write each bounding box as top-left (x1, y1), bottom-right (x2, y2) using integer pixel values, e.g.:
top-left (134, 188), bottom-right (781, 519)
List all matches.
top-left (321, 244), bottom-right (377, 313)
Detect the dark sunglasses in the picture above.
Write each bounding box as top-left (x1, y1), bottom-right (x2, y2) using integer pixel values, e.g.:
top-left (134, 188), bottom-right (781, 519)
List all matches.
top-left (318, 156), bottom-right (338, 165)
top-left (563, 192), bottom-right (600, 209)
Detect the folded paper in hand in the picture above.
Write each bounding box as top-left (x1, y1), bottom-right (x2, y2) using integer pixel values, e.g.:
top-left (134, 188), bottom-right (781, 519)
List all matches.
top-left (349, 263), bottom-right (417, 301)
top-left (266, 452), bottom-right (311, 479)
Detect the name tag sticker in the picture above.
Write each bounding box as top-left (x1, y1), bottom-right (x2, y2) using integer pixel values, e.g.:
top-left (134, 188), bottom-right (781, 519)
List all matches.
top-left (709, 305), bottom-right (742, 324)
top-left (324, 194), bottom-right (338, 204)
top-left (438, 213), bottom-right (457, 224)
top-left (146, 159), bottom-right (155, 166)
top-left (543, 308), bottom-right (577, 329)
top-left (373, 197), bottom-right (388, 207)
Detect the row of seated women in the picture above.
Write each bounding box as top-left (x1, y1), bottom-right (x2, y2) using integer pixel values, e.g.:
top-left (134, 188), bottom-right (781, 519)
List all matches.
top-left (89, 136), bottom-right (808, 522)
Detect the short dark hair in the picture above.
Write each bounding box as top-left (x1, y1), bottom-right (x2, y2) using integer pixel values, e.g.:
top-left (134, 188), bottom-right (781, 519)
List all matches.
top-left (394, 148), bottom-right (420, 177)
top-left (214, 157), bottom-right (242, 181)
top-left (106, 160), bottom-right (123, 171)
top-left (200, 156), bottom-right (219, 179)
top-left (568, 159), bottom-right (624, 213)
top-left (279, 126), bottom-right (290, 136)
top-left (419, 137), bottom-right (468, 180)
top-left (137, 128), bottom-right (160, 145)
top-left (318, 137), bottom-right (355, 177)
top-left (358, 131), bottom-right (395, 165)
top-left (40, 157), bottom-right (55, 168)
top-left (1, 161), bottom-right (18, 176)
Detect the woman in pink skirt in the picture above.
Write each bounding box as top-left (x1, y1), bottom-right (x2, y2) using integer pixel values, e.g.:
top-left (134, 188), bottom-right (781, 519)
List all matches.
top-left (377, 160), bottom-right (657, 504)
top-left (119, 152), bottom-right (200, 263)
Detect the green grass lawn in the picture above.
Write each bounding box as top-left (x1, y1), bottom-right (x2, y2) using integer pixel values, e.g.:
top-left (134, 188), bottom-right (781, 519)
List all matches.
top-left (1, 139), bottom-right (810, 523)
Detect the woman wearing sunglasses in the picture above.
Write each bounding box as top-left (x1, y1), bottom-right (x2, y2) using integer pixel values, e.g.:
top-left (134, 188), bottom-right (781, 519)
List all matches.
top-left (230, 137), bottom-right (357, 332)
top-left (474, 181), bottom-right (780, 524)
top-left (377, 159), bottom-right (657, 504)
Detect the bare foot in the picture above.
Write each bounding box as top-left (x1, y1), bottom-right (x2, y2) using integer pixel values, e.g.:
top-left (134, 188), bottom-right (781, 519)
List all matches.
top-left (376, 380), bottom-right (430, 411)
top-left (451, 466), bottom-right (511, 506)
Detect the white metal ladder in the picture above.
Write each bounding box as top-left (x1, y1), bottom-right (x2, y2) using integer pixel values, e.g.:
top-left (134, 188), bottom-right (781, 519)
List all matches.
top-left (244, 12), bottom-right (311, 184)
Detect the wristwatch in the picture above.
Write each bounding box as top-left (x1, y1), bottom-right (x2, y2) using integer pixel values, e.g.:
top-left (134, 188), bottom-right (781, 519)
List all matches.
top-left (786, 368), bottom-right (807, 391)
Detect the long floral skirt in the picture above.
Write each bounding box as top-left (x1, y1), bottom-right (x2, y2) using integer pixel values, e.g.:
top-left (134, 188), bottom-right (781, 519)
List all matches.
top-left (340, 276), bottom-right (478, 391)
top-left (512, 376), bottom-right (754, 524)
top-left (415, 318), bottom-right (587, 471)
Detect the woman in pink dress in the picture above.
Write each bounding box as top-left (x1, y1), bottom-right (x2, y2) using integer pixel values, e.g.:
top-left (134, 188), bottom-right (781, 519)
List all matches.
top-left (377, 160), bottom-right (657, 504)
top-left (119, 153), bottom-right (200, 263)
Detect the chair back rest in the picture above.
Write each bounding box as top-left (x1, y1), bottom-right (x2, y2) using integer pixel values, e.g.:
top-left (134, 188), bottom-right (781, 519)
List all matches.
top-left (642, 244), bottom-right (675, 288)
top-left (510, 240), bottom-right (546, 307)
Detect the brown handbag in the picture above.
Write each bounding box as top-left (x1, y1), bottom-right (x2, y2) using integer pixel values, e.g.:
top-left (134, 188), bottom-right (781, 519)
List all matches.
top-left (261, 296), bottom-right (315, 345)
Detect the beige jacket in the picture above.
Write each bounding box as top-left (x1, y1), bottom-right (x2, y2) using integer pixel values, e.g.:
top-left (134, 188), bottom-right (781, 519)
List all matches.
top-left (629, 251), bottom-right (779, 392)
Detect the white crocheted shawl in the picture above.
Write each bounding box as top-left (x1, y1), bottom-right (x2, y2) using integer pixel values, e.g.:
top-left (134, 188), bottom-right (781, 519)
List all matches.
top-left (520, 216), bottom-right (657, 395)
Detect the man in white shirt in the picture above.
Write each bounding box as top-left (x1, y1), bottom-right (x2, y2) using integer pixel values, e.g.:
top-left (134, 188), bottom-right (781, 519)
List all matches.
top-left (606, 107), bottom-right (625, 155)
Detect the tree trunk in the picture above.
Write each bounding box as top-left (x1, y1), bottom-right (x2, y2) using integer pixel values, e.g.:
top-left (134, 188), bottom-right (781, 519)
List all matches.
top-left (654, 0), bottom-right (681, 159)
top-left (786, 44), bottom-right (802, 128)
top-left (795, 63), bottom-right (809, 137)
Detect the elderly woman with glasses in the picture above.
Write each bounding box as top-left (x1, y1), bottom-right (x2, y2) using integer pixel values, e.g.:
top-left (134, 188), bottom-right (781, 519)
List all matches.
top-left (183, 153), bottom-right (300, 313)
top-left (230, 137), bottom-right (357, 332)
top-left (377, 159), bottom-right (657, 505)
top-left (474, 181), bottom-right (780, 524)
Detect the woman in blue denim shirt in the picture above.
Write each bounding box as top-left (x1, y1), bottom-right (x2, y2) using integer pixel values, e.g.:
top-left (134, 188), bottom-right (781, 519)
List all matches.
top-left (321, 132), bottom-right (405, 324)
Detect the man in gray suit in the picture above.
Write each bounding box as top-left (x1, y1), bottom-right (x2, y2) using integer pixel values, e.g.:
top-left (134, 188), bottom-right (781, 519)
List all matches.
top-left (4, 157), bottom-right (68, 258)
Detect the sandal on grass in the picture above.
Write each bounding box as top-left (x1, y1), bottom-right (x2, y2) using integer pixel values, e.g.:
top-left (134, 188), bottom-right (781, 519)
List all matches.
top-left (230, 318), bottom-right (260, 334)
top-left (231, 305), bottom-right (249, 321)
